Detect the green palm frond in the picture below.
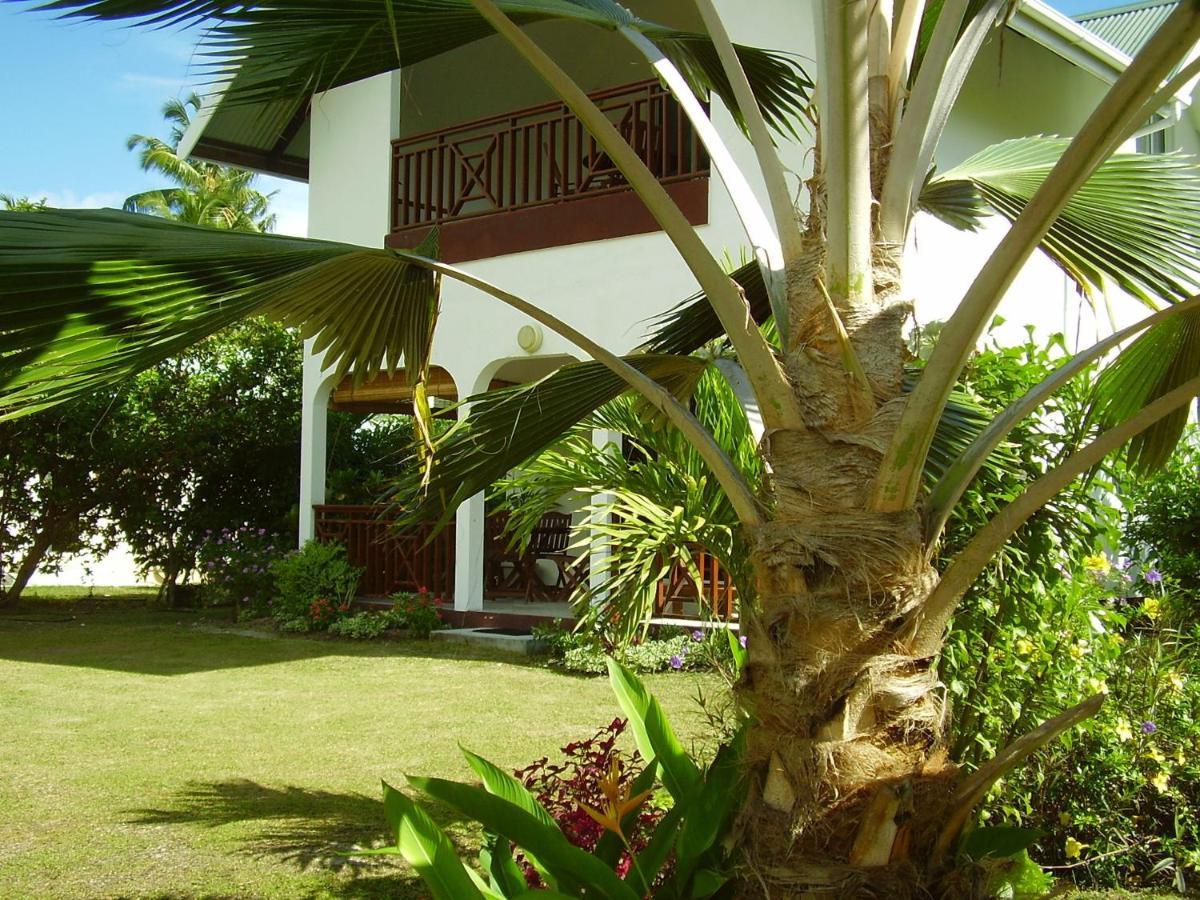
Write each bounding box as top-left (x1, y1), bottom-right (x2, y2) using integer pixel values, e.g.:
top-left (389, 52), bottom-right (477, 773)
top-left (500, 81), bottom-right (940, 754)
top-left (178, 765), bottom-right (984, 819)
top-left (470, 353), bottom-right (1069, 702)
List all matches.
top-left (920, 136), bottom-right (1200, 306)
top-left (20, 0), bottom-right (811, 136)
top-left (385, 353), bottom-right (710, 528)
top-left (1089, 307), bottom-right (1200, 474)
top-left (642, 260), bottom-right (769, 355)
top-left (0, 208), bottom-right (438, 417)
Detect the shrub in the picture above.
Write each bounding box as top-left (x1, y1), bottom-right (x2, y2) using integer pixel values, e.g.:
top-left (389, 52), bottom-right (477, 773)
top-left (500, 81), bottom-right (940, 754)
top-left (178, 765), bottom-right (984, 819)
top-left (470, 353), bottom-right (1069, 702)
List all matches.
top-left (269, 539), bottom-right (361, 629)
top-left (946, 557), bottom-right (1200, 892)
top-left (543, 623), bottom-right (733, 674)
top-left (328, 610), bottom-right (393, 640)
top-left (388, 589), bottom-right (444, 638)
top-left (1123, 426), bottom-right (1200, 607)
top-left (195, 525), bottom-right (285, 617)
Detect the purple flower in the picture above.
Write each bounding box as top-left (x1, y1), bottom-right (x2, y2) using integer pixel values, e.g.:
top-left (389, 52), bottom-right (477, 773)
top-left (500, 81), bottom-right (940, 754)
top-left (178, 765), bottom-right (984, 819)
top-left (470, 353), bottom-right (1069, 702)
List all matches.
top-left (691, 629), bottom-right (703, 642)
top-left (1141, 721), bottom-right (1157, 734)
top-left (738, 635), bottom-right (748, 649)
top-left (669, 655), bottom-right (683, 670)
top-left (1145, 569), bottom-right (1163, 584)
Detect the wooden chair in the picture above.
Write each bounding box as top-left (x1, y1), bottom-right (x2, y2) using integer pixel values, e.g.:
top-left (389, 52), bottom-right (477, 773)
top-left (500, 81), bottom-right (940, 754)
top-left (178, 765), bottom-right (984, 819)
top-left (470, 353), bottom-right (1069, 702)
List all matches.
top-left (526, 512), bottom-right (579, 600)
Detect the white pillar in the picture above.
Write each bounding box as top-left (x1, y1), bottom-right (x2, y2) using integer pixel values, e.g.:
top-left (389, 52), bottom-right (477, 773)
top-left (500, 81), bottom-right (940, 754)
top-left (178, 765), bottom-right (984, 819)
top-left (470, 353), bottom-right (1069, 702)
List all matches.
top-left (298, 341), bottom-right (335, 546)
top-left (589, 429), bottom-right (623, 599)
top-left (449, 365), bottom-right (496, 612)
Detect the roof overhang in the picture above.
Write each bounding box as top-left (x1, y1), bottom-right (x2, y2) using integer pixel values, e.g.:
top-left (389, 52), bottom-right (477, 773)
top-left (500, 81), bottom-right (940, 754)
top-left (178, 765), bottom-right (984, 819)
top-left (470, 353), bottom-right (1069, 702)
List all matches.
top-left (1011, 0), bottom-right (1194, 107)
top-left (178, 79), bottom-right (311, 182)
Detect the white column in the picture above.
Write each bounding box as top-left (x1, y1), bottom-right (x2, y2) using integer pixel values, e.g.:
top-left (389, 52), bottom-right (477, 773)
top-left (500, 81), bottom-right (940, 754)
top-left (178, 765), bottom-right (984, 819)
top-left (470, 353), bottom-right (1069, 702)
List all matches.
top-left (589, 429), bottom-right (623, 600)
top-left (449, 365), bottom-right (496, 612)
top-left (298, 341), bottom-right (335, 546)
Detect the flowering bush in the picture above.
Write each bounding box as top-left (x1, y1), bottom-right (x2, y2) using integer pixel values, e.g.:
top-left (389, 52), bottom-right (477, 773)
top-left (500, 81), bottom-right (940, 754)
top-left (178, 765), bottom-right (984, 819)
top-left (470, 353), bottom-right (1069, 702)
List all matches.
top-left (269, 539), bottom-right (362, 630)
top-left (945, 558), bottom-right (1200, 892)
top-left (514, 717), bottom-right (669, 886)
top-left (536, 621), bottom-right (737, 674)
top-left (388, 589), bottom-right (445, 638)
top-left (195, 526), bottom-right (285, 617)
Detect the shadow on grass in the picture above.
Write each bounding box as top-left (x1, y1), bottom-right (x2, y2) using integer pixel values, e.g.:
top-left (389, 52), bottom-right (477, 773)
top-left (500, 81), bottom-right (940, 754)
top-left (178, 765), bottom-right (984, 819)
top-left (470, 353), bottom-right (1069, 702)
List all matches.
top-left (0, 602), bottom-right (550, 676)
top-left (127, 779), bottom-right (475, 897)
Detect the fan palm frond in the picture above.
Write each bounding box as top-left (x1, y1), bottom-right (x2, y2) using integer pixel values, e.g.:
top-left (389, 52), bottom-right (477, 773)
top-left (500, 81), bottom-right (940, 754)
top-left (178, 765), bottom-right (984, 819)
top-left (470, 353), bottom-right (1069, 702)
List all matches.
top-left (920, 136), bottom-right (1200, 306)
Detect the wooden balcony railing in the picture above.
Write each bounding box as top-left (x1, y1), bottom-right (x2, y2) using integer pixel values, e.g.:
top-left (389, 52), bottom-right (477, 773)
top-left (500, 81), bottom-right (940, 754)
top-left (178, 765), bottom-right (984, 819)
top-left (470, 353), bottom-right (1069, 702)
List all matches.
top-left (385, 79), bottom-right (710, 262)
top-left (314, 505), bottom-right (455, 599)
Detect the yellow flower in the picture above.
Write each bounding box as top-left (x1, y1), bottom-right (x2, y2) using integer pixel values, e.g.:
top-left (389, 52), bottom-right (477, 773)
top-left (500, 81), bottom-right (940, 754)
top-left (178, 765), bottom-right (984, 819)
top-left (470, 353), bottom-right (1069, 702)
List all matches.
top-left (1151, 770), bottom-right (1171, 793)
top-left (1176, 748), bottom-right (1186, 766)
top-left (1167, 672), bottom-right (1185, 692)
top-left (1058, 811), bottom-right (1073, 826)
top-left (1065, 836), bottom-right (1086, 859)
top-left (1083, 554), bottom-right (1112, 575)
top-left (1147, 745), bottom-right (1166, 765)
top-left (1086, 677), bottom-right (1109, 695)
top-left (1115, 718), bottom-right (1134, 742)
top-left (578, 754), bottom-right (653, 841)
top-left (1143, 597), bottom-right (1162, 620)
top-left (1016, 638), bottom-right (1035, 656)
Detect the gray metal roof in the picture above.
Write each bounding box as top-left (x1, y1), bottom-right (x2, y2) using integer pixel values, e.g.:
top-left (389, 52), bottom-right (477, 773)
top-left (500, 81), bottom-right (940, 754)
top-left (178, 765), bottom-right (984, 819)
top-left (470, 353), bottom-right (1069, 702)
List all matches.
top-left (1075, 0), bottom-right (1179, 57)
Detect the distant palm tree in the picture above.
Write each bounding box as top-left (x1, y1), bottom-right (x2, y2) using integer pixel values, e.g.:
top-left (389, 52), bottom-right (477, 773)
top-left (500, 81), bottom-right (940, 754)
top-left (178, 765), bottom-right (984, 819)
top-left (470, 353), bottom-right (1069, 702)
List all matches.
top-left (0, 195), bottom-right (47, 212)
top-left (124, 94), bottom-right (276, 232)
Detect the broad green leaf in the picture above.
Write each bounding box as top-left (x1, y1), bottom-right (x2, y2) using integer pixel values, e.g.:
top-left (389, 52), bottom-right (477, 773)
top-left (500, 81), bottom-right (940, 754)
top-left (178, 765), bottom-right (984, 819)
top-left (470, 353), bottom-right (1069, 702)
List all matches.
top-left (606, 658), bottom-right (700, 801)
top-left (480, 832), bottom-right (530, 898)
top-left (407, 775), bottom-right (638, 900)
top-left (379, 780), bottom-right (485, 900)
top-left (675, 732), bottom-right (744, 878)
top-left (461, 745), bottom-right (560, 832)
top-left (962, 825), bottom-right (1046, 861)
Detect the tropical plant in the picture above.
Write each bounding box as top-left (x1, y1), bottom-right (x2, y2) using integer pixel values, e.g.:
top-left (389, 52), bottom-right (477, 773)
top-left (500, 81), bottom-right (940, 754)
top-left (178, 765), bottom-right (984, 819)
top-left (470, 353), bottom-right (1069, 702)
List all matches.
top-left (351, 659), bottom-right (745, 898)
top-left (124, 93), bottom-right (277, 232)
top-left (0, 195), bottom-right (48, 212)
top-left (5, 0), bottom-right (1200, 893)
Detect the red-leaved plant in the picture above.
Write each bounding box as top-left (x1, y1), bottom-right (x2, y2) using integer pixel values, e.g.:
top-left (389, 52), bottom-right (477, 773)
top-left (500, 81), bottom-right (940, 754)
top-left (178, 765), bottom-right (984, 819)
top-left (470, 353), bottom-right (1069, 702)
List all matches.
top-left (513, 718), bottom-right (669, 885)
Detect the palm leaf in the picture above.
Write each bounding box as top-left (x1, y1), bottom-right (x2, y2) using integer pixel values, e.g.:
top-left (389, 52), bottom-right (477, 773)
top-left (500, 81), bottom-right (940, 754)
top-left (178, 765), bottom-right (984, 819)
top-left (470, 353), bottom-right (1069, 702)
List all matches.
top-left (920, 136), bottom-right (1200, 306)
top-left (1089, 308), bottom-right (1200, 474)
top-left (20, 0), bottom-right (811, 136)
top-left (0, 208), bottom-right (439, 417)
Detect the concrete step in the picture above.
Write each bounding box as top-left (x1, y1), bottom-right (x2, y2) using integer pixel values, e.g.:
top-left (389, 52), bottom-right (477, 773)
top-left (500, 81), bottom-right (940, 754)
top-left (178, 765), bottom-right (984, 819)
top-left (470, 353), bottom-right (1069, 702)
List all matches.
top-left (431, 626), bottom-right (543, 655)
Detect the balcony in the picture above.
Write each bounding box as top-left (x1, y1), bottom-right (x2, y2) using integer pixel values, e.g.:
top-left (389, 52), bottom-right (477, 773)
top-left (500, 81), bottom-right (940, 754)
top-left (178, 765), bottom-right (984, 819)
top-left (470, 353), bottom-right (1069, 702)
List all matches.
top-left (385, 79), bottom-right (710, 262)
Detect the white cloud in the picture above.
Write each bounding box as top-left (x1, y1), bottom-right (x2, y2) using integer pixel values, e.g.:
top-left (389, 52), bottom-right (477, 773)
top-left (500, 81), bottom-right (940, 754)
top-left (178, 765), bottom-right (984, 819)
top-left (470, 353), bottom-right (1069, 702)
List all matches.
top-left (31, 189), bottom-right (126, 209)
top-left (116, 72), bottom-right (188, 94)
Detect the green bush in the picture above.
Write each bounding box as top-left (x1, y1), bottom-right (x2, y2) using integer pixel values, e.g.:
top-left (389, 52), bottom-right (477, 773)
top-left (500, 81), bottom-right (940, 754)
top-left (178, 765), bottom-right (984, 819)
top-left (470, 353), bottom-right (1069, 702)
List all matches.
top-left (268, 540), bottom-right (361, 629)
top-left (195, 526), bottom-right (285, 617)
top-left (1124, 426), bottom-right (1200, 607)
top-left (386, 591), bottom-right (444, 638)
top-left (539, 622), bottom-right (734, 674)
top-left (328, 611), bottom-right (393, 640)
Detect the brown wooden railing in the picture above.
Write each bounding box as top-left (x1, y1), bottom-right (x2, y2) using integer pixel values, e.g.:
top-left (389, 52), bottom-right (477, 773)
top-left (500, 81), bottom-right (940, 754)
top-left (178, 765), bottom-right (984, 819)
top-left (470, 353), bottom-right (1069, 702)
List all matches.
top-left (653, 545), bottom-right (738, 621)
top-left (314, 505), bottom-right (454, 599)
top-left (387, 79), bottom-right (710, 260)
top-left (314, 505), bottom-right (738, 620)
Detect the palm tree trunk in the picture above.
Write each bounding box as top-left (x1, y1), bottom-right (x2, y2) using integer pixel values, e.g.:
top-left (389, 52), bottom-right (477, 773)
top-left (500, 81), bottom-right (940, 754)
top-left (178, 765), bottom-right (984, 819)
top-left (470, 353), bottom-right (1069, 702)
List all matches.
top-left (734, 249), bottom-right (956, 896)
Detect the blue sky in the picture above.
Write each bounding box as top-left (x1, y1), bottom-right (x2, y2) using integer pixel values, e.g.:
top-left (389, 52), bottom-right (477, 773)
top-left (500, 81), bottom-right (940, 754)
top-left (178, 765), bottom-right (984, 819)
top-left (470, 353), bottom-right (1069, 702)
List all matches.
top-left (0, 0), bottom-right (1122, 237)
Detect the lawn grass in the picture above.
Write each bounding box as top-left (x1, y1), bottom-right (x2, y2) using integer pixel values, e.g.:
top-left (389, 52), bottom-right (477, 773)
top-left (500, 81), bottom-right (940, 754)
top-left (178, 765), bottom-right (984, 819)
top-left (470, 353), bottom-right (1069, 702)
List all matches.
top-left (0, 599), bottom-right (718, 898)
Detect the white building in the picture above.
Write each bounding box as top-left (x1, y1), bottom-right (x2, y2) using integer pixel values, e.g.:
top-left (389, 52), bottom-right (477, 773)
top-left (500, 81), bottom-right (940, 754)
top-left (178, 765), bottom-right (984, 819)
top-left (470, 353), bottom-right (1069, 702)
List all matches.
top-left (173, 0), bottom-right (1198, 615)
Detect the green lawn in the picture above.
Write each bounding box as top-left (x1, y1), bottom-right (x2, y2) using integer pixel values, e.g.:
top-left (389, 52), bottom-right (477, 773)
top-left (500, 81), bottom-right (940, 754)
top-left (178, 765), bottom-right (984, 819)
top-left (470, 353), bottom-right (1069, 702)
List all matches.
top-left (0, 599), bottom-right (716, 899)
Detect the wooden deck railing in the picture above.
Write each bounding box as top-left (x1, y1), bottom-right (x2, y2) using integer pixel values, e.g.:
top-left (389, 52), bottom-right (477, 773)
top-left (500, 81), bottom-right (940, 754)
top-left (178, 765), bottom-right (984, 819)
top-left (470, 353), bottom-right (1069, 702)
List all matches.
top-left (386, 79), bottom-right (710, 260)
top-left (653, 545), bottom-right (738, 621)
top-left (313, 505), bottom-right (454, 599)
top-left (314, 505), bottom-right (738, 620)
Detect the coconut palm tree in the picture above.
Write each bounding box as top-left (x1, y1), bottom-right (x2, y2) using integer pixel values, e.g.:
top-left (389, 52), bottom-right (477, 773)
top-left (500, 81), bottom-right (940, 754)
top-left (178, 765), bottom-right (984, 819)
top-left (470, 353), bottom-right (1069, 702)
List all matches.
top-left (4, 0), bottom-right (1200, 893)
top-left (124, 93), bottom-right (277, 232)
